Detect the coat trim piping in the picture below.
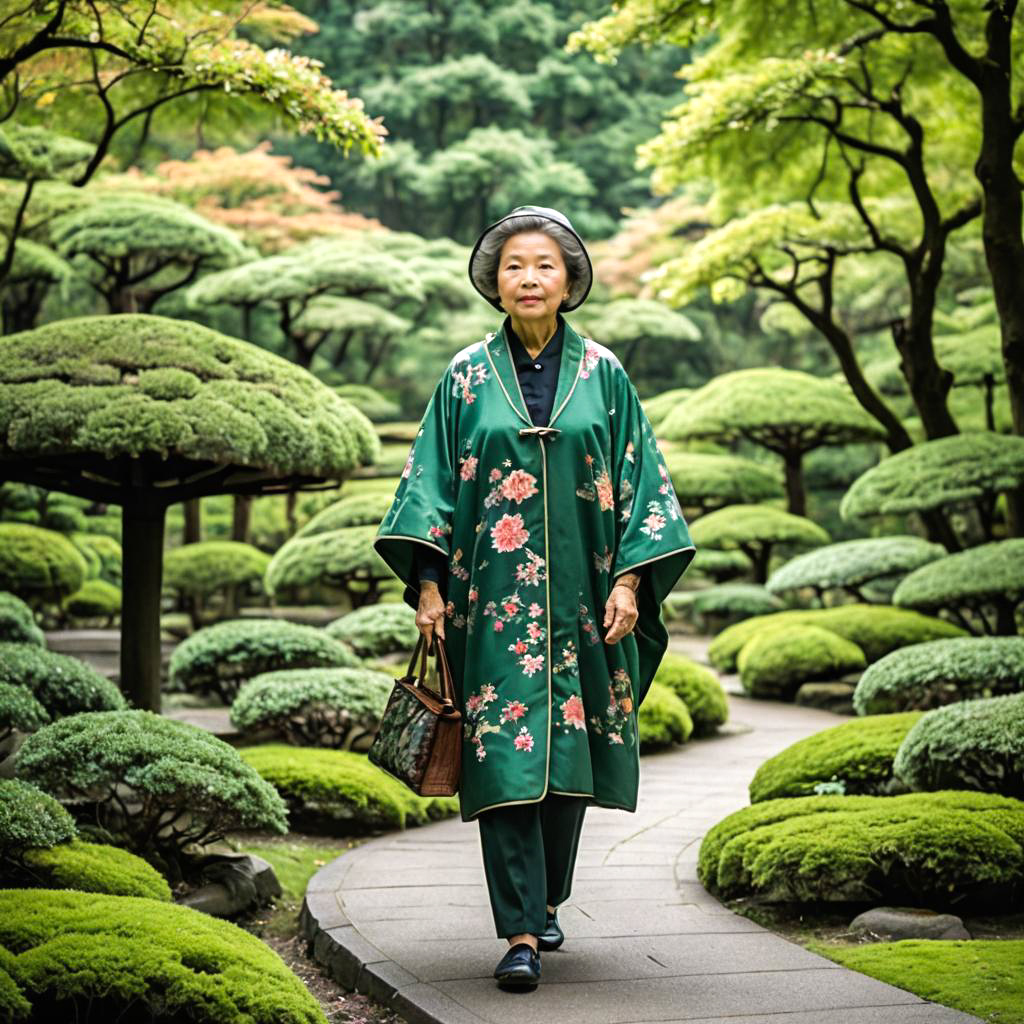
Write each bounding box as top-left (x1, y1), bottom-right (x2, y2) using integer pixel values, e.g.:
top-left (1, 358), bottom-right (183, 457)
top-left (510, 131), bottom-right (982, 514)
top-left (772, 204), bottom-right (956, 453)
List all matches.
top-left (482, 332), bottom-right (531, 427)
top-left (614, 545), bottom-right (697, 581)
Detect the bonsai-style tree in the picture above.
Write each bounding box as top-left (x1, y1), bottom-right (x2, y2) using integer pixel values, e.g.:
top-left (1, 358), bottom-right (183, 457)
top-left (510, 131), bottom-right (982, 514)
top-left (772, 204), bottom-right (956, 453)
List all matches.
top-left (660, 367), bottom-right (887, 516)
top-left (292, 296), bottom-right (410, 374)
top-left (662, 451), bottom-right (784, 516)
top-left (840, 432), bottom-right (1024, 549)
top-left (642, 387), bottom-right (695, 432)
top-left (689, 503), bottom-right (831, 583)
top-left (0, 313), bottom-right (380, 711)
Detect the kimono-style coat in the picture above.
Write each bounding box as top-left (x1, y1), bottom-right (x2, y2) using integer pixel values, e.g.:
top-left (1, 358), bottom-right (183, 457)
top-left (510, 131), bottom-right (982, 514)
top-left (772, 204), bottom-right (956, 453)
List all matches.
top-left (373, 318), bottom-right (696, 822)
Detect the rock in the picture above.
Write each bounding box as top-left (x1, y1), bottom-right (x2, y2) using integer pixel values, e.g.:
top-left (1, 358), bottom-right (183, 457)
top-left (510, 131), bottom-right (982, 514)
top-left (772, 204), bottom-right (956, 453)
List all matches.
top-left (175, 852), bottom-right (282, 918)
top-left (794, 681), bottom-right (856, 714)
top-left (849, 906), bottom-right (971, 941)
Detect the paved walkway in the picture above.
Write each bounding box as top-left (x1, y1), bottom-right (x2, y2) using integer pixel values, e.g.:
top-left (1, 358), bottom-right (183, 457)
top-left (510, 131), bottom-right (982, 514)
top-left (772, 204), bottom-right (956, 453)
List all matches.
top-left (301, 640), bottom-right (981, 1024)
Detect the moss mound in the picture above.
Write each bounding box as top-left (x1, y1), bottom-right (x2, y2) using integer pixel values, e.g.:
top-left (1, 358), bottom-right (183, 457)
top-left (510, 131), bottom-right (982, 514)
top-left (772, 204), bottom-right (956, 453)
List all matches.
top-left (652, 652), bottom-right (728, 735)
top-left (637, 681), bottom-right (694, 750)
top-left (16, 839), bottom-right (172, 900)
top-left (324, 602), bottom-right (419, 657)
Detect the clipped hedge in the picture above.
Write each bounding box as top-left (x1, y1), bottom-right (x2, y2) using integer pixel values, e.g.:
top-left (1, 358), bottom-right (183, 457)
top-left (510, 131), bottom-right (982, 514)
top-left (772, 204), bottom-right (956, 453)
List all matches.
top-left (652, 652), bottom-right (728, 736)
top-left (62, 578), bottom-right (121, 619)
top-left (0, 889), bottom-right (326, 1023)
top-left (168, 618), bottom-right (360, 703)
top-left (0, 683), bottom-right (49, 741)
top-left (853, 636), bottom-right (1024, 715)
top-left (894, 693), bottom-right (1024, 798)
top-left (748, 712), bottom-right (923, 802)
top-left (17, 839), bottom-right (172, 901)
top-left (163, 540), bottom-right (271, 598)
top-left (230, 666), bottom-right (394, 750)
top-left (637, 681), bottom-right (694, 750)
top-left (294, 491), bottom-right (395, 537)
top-left (0, 778), bottom-right (76, 860)
top-left (15, 710), bottom-right (287, 873)
top-left (0, 592), bottom-right (44, 646)
top-left (0, 522), bottom-right (88, 606)
top-left (324, 601), bottom-right (419, 657)
top-left (0, 642), bottom-right (126, 718)
top-left (698, 790), bottom-right (1024, 908)
top-left (239, 744), bottom-right (459, 833)
top-left (737, 624), bottom-right (867, 699)
top-left (68, 531), bottom-right (122, 586)
top-left (666, 583), bottom-right (784, 630)
top-left (709, 604), bottom-right (966, 673)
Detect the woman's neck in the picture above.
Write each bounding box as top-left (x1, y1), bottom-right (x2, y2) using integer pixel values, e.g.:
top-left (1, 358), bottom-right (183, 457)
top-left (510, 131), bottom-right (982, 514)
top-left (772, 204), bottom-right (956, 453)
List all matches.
top-left (508, 313), bottom-right (559, 358)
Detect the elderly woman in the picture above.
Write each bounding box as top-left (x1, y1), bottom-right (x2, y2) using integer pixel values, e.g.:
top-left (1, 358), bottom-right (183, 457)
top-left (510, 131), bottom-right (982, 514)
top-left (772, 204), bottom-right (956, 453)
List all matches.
top-left (374, 205), bottom-right (696, 991)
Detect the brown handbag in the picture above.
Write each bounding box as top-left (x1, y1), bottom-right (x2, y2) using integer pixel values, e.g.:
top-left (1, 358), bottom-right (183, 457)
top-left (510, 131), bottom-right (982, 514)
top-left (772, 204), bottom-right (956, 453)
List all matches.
top-left (367, 633), bottom-right (462, 797)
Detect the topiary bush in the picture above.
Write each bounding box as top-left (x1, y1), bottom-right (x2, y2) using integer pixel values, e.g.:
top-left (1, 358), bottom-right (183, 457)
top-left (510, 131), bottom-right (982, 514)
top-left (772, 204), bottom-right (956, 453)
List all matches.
top-left (68, 531), bottom-right (122, 586)
top-left (61, 578), bottom-right (121, 622)
top-left (737, 624), bottom-right (867, 699)
top-left (652, 652), bottom-right (728, 736)
top-left (0, 778), bottom-right (76, 862)
top-left (163, 541), bottom-right (272, 626)
top-left (0, 592), bottom-right (44, 646)
top-left (709, 604), bottom-right (966, 673)
top-left (14, 710), bottom-right (287, 881)
top-left (748, 712), bottom-right (923, 802)
top-left (0, 683), bottom-right (49, 743)
top-left (698, 790), bottom-right (1024, 909)
top-left (167, 618), bottom-right (361, 703)
top-left (637, 680), bottom-right (694, 751)
top-left (0, 642), bottom-right (127, 718)
top-left (239, 744), bottom-right (459, 834)
top-left (324, 602), bottom-right (419, 657)
top-left (293, 491), bottom-right (395, 537)
top-left (853, 636), bottom-right (1024, 715)
top-left (894, 693), bottom-right (1024, 798)
top-left (230, 666), bottom-right (394, 750)
top-left (0, 889), bottom-right (327, 1023)
top-left (0, 522), bottom-right (88, 609)
top-left (16, 840), bottom-right (172, 901)
top-left (666, 583), bottom-right (785, 632)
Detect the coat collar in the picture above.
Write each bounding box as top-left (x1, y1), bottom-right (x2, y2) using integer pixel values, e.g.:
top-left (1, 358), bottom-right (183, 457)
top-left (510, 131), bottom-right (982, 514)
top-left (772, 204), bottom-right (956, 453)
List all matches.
top-left (483, 315), bottom-right (585, 429)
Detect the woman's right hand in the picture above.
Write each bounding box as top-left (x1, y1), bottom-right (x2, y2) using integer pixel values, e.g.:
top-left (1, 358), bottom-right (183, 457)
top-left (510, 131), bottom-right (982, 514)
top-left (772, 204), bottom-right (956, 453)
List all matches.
top-left (416, 581), bottom-right (446, 652)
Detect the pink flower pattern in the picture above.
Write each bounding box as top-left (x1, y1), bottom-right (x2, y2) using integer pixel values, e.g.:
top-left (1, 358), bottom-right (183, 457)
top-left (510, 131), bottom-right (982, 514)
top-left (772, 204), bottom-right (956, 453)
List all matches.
top-left (491, 512), bottom-right (529, 552)
top-left (460, 455), bottom-right (478, 481)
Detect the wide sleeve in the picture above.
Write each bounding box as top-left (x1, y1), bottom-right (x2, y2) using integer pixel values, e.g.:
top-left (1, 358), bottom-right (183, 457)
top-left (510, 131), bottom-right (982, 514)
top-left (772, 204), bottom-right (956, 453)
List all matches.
top-left (610, 369), bottom-right (697, 706)
top-left (373, 365), bottom-right (457, 612)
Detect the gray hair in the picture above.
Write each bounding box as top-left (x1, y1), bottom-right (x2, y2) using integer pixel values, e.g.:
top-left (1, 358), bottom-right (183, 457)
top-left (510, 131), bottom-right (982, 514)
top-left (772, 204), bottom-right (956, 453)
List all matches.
top-left (470, 214), bottom-right (590, 311)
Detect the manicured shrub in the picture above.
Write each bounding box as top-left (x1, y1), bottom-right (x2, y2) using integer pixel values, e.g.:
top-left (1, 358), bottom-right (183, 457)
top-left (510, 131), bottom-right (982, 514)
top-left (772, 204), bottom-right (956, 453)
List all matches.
top-left (168, 618), bottom-right (360, 703)
top-left (0, 683), bottom-right (49, 742)
top-left (0, 889), bottom-right (327, 1023)
top-left (0, 592), bottom-right (44, 646)
top-left (667, 584), bottom-right (784, 631)
top-left (239, 744), bottom-right (459, 833)
top-left (14, 710), bottom-right (287, 877)
top-left (698, 790), bottom-right (1024, 909)
top-left (293, 491), bottom-right (395, 537)
top-left (324, 602), bottom-right (419, 656)
top-left (17, 840), bottom-right (172, 900)
top-left (62, 578), bottom-right (121, 620)
top-left (854, 636), bottom-right (1024, 715)
top-left (68, 531), bottom-right (122, 586)
top-left (163, 540), bottom-right (271, 600)
top-left (894, 693), bottom-right (1024, 798)
top-left (749, 712), bottom-right (923, 802)
top-left (230, 667), bottom-right (394, 750)
top-left (652, 652), bottom-right (728, 736)
top-left (0, 642), bottom-right (126, 718)
top-left (709, 604), bottom-right (966, 673)
top-left (0, 522), bottom-right (88, 607)
top-left (737, 624), bottom-right (867, 699)
top-left (0, 778), bottom-right (76, 861)
top-left (637, 681), bottom-right (694, 750)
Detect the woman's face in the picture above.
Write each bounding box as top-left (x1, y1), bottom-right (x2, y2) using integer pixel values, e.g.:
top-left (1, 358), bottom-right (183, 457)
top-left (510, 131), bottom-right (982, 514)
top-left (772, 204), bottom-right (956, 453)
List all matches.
top-left (496, 231), bottom-right (570, 322)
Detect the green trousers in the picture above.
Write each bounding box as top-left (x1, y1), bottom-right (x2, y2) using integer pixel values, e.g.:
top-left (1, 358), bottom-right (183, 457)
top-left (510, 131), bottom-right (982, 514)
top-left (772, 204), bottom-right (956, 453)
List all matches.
top-left (476, 792), bottom-right (589, 939)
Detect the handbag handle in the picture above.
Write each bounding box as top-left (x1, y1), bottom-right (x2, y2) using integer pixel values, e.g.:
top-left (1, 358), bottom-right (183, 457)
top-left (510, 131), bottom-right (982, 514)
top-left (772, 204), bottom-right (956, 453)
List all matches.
top-left (405, 632), bottom-right (458, 708)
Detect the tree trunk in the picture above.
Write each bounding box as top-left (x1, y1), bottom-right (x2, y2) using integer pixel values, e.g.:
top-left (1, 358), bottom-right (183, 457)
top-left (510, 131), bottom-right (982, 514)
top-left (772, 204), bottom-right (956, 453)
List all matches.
top-left (183, 498), bottom-right (201, 545)
top-left (232, 495), bottom-right (251, 544)
top-left (782, 448), bottom-right (805, 517)
top-left (120, 489), bottom-right (167, 712)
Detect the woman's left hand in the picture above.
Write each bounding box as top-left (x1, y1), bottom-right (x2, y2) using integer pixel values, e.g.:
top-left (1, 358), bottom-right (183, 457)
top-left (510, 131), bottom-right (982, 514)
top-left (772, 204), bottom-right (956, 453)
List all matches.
top-left (603, 583), bottom-right (638, 644)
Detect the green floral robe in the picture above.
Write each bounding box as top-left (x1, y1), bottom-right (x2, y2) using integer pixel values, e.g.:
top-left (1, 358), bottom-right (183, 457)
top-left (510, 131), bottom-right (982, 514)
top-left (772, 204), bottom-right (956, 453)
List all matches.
top-left (373, 318), bottom-right (696, 821)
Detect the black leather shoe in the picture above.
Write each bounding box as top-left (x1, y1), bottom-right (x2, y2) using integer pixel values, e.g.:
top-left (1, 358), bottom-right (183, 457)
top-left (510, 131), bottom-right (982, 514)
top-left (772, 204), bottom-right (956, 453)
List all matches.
top-left (536, 909), bottom-right (564, 951)
top-left (494, 942), bottom-right (541, 988)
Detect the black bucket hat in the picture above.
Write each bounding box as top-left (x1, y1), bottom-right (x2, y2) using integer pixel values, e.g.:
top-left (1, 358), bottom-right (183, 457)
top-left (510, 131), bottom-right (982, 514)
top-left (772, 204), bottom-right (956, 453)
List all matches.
top-left (468, 205), bottom-right (593, 312)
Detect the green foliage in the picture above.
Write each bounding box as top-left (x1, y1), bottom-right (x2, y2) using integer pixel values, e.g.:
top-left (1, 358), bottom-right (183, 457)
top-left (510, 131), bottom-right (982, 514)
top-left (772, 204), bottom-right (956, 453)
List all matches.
top-left (333, 384), bottom-right (402, 422)
top-left (737, 624), bottom-right (867, 699)
top-left (14, 710), bottom-right (287, 867)
top-left (652, 652), bottom-right (728, 735)
top-left (163, 541), bottom-right (271, 597)
top-left (841, 432), bottom-right (1024, 521)
top-left (894, 694), bottom-right (1024, 799)
top-left (324, 602), bottom-right (419, 656)
top-left (0, 314), bottom-right (381, 477)
top-left (18, 840), bottom-right (172, 901)
top-left (239, 744), bottom-right (459, 833)
top-left (662, 451), bottom-right (784, 509)
top-left (168, 618), bottom-right (361, 703)
top-left (709, 604), bottom-right (967, 673)
top-left (293, 491), bottom-right (395, 538)
top-left (854, 636), bottom-right (1024, 714)
top-left (766, 536), bottom-right (947, 598)
top-left (0, 592), bottom-right (44, 646)
top-left (0, 779), bottom-right (77, 860)
top-left (229, 667), bottom-right (394, 749)
top-left (669, 583), bottom-right (784, 628)
top-left (62, 578), bottom-right (121, 619)
top-left (0, 889), bottom-right (326, 1024)
top-left (68, 531), bottom-right (122, 585)
top-left (0, 642), bottom-right (127, 718)
top-left (637, 680), bottom-right (694, 750)
top-left (0, 523), bottom-right (88, 606)
top-left (690, 503), bottom-right (831, 551)
top-left (749, 712), bottom-right (923, 802)
top-left (698, 790), bottom-right (1024, 908)
top-left (0, 683), bottom-right (50, 740)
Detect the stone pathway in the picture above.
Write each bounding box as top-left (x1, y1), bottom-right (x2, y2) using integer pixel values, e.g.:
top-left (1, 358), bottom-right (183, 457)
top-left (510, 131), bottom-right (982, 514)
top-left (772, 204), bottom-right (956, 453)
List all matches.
top-left (301, 637), bottom-right (981, 1024)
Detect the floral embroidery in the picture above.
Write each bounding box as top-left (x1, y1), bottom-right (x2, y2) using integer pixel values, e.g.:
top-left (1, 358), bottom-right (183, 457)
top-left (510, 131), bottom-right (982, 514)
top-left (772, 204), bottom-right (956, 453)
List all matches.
top-left (428, 522), bottom-right (451, 540)
top-left (556, 692), bottom-right (586, 732)
top-left (514, 726), bottom-right (534, 751)
top-left (491, 512), bottom-right (529, 552)
top-left (464, 682), bottom-right (533, 761)
top-left (580, 340), bottom-right (601, 379)
top-left (619, 478), bottom-right (634, 522)
top-left (452, 362), bottom-right (489, 404)
top-left (588, 668), bottom-right (635, 747)
top-left (514, 548), bottom-right (547, 585)
top-left (519, 652), bottom-right (545, 676)
top-left (449, 547), bottom-right (470, 581)
top-left (593, 546), bottom-right (612, 573)
top-left (640, 501), bottom-right (667, 541)
top-left (552, 640), bottom-right (579, 676)
top-left (576, 452), bottom-right (614, 513)
top-left (444, 600), bottom-right (467, 629)
top-left (501, 468), bottom-right (539, 504)
top-left (459, 454), bottom-right (478, 481)
top-left (402, 447), bottom-right (415, 479)
top-left (501, 699), bottom-right (528, 723)
top-left (625, 440), bottom-right (635, 463)
top-left (579, 600), bottom-right (601, 646)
